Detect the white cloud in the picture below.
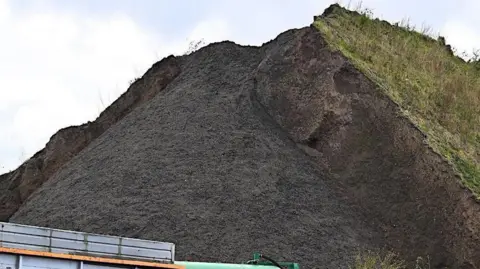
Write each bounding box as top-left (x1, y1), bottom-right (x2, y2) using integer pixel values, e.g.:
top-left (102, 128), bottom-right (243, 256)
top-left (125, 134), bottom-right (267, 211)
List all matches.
top-left (441, 20), bottom-right (480, 58)
top-left (440, 0), bottom-right (480, 59)
top-left (171, 18), bottom-right (232, 54)
top-left (0, 1), bottom-right (177, 173)
top-left (189, 18), bottom-right (231, 44)
top-left (0, 0), bottom-right (9, 22)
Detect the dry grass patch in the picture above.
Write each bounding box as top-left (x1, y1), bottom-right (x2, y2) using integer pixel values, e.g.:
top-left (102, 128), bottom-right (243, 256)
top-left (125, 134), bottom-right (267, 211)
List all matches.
top-left (313, 2), bottom-right (480, 197)
top-left (351, 251), bottom-right (431, 269)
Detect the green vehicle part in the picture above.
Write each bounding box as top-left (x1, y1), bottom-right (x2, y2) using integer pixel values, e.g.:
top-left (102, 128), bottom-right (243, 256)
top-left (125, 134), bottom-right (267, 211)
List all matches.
top-left (175, 253), bottom-right (300, 269)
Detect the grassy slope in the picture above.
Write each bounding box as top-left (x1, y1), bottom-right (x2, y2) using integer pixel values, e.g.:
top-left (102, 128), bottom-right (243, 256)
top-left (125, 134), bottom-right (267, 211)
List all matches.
top-left (313, 3), bottom-right (480, 198)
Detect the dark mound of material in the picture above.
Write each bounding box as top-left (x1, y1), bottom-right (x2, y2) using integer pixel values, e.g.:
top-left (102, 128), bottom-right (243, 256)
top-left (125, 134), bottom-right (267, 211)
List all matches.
top-left (7, 25), bottom-right (480, 268)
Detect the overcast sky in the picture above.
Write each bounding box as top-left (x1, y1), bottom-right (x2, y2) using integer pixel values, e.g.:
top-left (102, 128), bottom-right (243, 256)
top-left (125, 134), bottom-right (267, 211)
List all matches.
top-left (0, 0), bottom-right (479, 174)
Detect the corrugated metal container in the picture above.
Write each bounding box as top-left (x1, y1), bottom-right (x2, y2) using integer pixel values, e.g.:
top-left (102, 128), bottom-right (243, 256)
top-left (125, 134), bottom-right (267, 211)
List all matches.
top-left (0, 222), bottom-right (175, 263)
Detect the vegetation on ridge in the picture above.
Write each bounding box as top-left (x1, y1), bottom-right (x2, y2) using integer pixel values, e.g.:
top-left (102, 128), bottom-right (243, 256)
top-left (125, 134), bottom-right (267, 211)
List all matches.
top-left (313, 2), bottom-right (480, 197)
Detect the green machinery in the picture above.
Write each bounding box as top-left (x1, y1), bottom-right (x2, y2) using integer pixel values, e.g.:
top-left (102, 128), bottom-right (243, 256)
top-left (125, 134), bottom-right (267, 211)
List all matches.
top-left (174, 253), bottom-right (300, 269)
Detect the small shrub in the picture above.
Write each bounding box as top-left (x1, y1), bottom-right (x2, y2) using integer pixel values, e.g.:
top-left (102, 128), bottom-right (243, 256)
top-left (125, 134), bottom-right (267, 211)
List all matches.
top-left (351, 251), bottom-right (405, 269)
top-left (183, 39), bottom-right (206, 55)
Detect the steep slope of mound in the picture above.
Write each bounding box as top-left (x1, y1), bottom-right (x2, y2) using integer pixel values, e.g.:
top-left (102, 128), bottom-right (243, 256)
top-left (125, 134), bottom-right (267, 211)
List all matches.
top-left (0, 56), bottom-right (180, 221)
top-left (4, 8), bottom-right (480, 269)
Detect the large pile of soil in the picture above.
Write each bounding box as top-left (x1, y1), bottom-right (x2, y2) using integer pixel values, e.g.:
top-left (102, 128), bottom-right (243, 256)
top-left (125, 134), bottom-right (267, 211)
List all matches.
top-left (4, 21), bottom-right (480, 268)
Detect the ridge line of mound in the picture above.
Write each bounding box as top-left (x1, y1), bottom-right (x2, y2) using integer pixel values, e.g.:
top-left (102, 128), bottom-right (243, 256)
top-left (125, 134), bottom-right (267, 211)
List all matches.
top-left (0, 55), bottom-right (181, 221)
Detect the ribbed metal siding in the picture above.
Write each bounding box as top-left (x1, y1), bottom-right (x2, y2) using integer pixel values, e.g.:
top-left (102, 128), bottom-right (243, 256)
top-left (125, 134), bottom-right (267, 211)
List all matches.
top-left (0, 222), bottom-right (175, 263)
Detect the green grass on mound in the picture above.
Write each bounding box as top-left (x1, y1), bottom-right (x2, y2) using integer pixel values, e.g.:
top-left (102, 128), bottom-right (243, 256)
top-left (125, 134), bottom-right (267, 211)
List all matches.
top-left (313, 3), bottom-right (480, 198)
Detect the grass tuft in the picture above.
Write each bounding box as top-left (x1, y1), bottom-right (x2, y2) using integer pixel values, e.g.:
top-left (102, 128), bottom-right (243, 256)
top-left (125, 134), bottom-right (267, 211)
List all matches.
top-left (351, 251), bottom-right (431, 269)
top-left (313, 2), bottom-right (480, 197)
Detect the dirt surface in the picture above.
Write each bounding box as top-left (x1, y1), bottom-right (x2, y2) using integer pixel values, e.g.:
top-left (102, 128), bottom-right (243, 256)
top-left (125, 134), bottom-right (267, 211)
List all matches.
top-left (5, 23), bottom-right (480, 268)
